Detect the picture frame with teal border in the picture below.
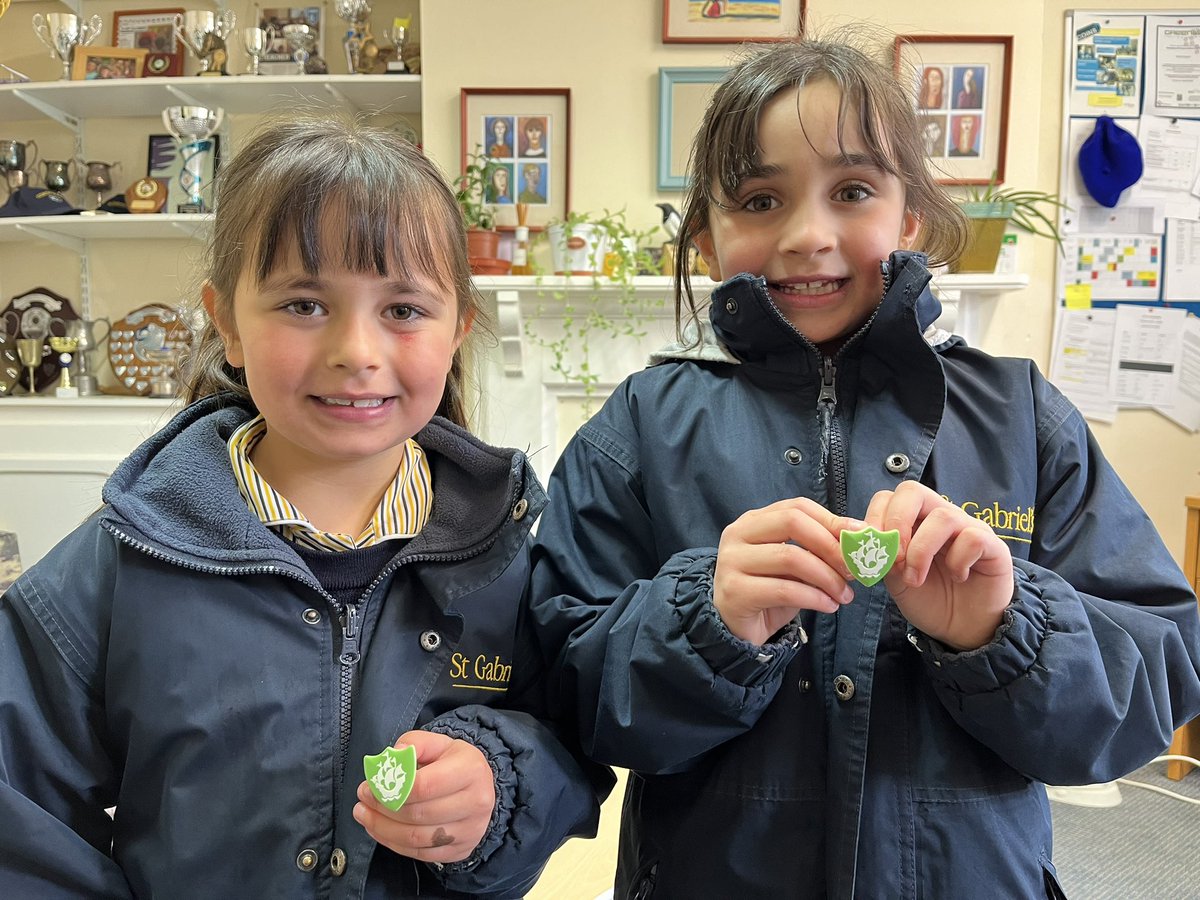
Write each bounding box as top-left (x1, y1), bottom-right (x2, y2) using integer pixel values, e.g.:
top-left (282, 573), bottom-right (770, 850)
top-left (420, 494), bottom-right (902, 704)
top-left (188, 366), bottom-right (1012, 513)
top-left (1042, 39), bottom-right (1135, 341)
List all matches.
top-left (657, 67), bottom-right (728, 191)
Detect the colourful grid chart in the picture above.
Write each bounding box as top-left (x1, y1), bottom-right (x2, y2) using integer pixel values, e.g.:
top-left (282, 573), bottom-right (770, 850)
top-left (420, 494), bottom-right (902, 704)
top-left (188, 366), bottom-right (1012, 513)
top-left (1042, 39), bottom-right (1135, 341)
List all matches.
top-left (1066, 234), bottom-right (1163, 301)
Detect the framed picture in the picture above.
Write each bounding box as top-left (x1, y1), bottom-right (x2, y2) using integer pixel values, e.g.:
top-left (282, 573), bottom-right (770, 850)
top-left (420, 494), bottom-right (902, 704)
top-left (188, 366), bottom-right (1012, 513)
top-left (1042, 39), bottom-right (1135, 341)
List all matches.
top-left (460, 88), bottom-right (571, 230)
top-left (662, 0), bottom-right (805, 44)
top-left (257, 5), bottom-right (325, 76)
top-left (894, 35), bottom-right (1013, 185)
top-left (72, 46), bottom-right (148, 80)
top-left (113, 8), bottom-right (185, 77)
top-left (148, 133), bottom-right (221, 214)
top-left (658, 67), bottom-right (728, 190)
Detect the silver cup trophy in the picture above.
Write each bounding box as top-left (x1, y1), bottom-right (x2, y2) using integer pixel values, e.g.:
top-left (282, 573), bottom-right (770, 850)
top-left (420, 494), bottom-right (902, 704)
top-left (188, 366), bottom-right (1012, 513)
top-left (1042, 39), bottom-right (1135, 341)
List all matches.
top-left (242, 26), bottom-right (267, 76)
top-left (172, 9), bottom-right (236, 76)
top-left (281, 23), bottom-right (316, 75)
top-left (162, 106), bottom-right (223, 213)
top-left (40, 159), bottom-right (75, 194)
top-left (31, 12), bottom-right (103, 80)
top-left (67, 317), bottom-right (111, 396)
top-left (1, 138), bottom-right (37, 195)
top-left (80, 159), bottom-right (120, 213)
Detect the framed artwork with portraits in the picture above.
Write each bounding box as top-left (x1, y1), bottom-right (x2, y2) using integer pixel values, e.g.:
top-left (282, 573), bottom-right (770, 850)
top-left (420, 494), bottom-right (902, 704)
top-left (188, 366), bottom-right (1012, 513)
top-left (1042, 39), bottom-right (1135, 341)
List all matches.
top-left (895, 35), bottom-right (1013, 185)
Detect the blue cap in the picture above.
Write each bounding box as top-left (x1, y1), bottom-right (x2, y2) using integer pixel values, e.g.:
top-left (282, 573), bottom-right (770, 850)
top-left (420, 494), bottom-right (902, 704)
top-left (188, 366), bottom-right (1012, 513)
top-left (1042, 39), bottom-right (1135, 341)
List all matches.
top-left (0, 187), bottom-right (81, 217)
top-left (1078, 116), bottom-right (1143, 208)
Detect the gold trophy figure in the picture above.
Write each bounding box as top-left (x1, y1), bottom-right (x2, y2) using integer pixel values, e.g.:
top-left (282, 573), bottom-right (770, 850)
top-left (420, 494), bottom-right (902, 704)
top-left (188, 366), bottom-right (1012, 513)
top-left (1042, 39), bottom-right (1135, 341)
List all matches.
top-left (48, 335), bottom-right (79, 397)
top-left (16, 337), bottom-right (42, 395)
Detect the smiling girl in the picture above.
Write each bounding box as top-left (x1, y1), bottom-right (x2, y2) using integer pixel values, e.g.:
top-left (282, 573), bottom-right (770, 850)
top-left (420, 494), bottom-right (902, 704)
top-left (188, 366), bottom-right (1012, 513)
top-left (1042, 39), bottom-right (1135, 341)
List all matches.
top-left (0, 113), bottom-right (604, 899)
top-left (529, 34), bottom-right (1200, 899)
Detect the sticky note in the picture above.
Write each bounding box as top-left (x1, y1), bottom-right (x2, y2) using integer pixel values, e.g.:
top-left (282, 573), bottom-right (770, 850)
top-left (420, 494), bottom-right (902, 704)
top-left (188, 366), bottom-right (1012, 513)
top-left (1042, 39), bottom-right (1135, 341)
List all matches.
top-left (364, 744), bottom-right (417, 811)
top-left (840, 527), bottom-right (900, 587)
top-left (1065, 284), bottom-right (1092, 309)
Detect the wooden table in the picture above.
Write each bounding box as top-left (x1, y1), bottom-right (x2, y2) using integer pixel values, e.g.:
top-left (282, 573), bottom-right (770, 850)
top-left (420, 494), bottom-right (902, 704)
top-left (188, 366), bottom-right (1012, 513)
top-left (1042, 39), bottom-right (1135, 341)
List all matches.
top-left (1166, 496), bottom-right (1200, 780)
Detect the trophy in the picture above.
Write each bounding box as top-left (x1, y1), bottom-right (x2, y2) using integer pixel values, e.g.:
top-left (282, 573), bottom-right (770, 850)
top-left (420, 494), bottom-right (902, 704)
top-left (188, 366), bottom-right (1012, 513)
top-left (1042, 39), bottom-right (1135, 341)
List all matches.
top-left (172, 9), bottom-right (236, 76)
top-left (1, 138), bottom-right (37, 194)
top-left (242, 26), bottom-right (267, 76)
top-left (80, 159), bottom-right (119, 213)
top-left (282, 23), bottom-right (317, 75)
top-left (144, 345), bottom-right (180, 398)
top-left (382, 20), bottom-right (408, 74)
top-left (67, 317), bottom-right (110, 396)
top-left (334, 0), bottom-right (370, 73)
top-left (162, 106), bottom-right (223, 214)
top-left (31, 12), bottom-right (103, 80)
top-left (16, 338), bottom-right (42, 395)
top-left (40, 159), bottom-right (75, 194)
top-left (48, 335), bottom-right (79, 397)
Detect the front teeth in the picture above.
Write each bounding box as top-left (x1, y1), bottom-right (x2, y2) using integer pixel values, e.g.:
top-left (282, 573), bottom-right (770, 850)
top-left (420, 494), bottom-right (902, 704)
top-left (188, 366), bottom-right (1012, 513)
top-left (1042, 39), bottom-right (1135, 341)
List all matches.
top-left (774, 279), bottom-right (841, 297)
top-left (321, 397), bottom-right (385, 408)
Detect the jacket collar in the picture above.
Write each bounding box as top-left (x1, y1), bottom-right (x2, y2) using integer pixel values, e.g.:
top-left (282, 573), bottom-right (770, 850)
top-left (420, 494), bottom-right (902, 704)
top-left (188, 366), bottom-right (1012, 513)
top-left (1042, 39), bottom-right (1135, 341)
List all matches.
top-left (101, 394), bottom-right (543, 568)
top-left (704, 250), bottom-right (941, 363)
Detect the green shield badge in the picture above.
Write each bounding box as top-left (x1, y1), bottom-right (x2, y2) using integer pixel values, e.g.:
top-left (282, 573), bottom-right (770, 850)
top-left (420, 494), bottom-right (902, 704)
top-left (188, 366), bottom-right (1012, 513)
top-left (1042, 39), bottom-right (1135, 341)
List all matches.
top-left (364, 744), bottom-right (418, 811)
top-left (840, 527), bottom-right (900, 587)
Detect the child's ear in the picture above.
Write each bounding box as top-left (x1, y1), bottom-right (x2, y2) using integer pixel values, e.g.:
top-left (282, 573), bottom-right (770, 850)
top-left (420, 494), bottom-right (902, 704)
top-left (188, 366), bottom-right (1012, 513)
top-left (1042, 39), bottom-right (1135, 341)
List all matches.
top-left (201, 283), bottom-right (243, 368)
top-left (898, 209), bottom-right (922, 251)
top-left (692, 230), bottom-right (723, 282)
top-left (454, 308), bottom-right (476, 351)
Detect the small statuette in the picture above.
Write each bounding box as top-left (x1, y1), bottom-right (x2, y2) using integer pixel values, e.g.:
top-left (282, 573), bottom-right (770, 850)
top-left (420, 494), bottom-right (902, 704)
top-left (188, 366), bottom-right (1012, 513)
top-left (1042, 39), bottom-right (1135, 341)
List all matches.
top-left (840, 526), bottom-right (900, 587)
top-left (363, 744), bottom-right (417, 811)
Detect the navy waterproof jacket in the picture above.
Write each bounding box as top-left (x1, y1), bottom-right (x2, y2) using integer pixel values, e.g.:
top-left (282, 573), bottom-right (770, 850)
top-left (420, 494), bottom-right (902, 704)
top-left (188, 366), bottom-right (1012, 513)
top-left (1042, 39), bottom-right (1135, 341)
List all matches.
top-left (0, 395), bottom-right (607, 899)
top-left (529, 252), bottom-right (1200, 899)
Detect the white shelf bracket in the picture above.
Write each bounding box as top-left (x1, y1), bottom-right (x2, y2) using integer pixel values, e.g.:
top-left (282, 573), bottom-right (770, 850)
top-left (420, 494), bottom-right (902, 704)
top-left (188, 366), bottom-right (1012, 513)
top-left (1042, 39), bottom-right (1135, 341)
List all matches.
top-left (10, 88), bottom-right (79, 130)
top-left (495, 289), bottom-right (524, 375)
top-left (12, 222), bottom-right (84, 253)
top-left (164, 84), bottom-right (205, 107)
top-left (321, 82), bottom-right (351, 108)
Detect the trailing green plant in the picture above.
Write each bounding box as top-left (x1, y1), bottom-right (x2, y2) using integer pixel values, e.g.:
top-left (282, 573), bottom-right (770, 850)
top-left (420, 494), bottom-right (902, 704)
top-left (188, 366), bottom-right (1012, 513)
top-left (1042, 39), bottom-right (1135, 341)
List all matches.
top-left (960, 175), bottom-right (1069, 254)
top-left (454, 147), bottom-right (502, 230)
top-left (525, 207), bottom-right (663, 404)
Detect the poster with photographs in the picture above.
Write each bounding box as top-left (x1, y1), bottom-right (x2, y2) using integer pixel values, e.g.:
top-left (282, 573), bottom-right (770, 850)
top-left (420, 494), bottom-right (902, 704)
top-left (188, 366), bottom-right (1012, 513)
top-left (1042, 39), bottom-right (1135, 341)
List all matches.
top-left (895, 36), bottom-right (1013, 185)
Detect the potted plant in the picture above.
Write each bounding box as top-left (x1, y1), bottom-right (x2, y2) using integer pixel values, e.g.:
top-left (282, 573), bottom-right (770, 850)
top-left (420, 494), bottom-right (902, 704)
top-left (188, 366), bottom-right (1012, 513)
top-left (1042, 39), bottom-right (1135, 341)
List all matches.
top-left (529, 208), bottom-right (661, 401)
top-left (953, 178), bottom-right (1067, 273)
top-left (455, 147), bottom-right (506, 274)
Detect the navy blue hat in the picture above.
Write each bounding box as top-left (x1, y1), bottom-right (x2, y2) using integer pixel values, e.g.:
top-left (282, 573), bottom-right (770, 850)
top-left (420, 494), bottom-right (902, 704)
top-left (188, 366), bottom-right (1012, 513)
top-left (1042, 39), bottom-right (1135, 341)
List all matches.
top-left (1078, 116), bottom-right (1143, 208)
top-left (0, 187), bottom-right (81, 217)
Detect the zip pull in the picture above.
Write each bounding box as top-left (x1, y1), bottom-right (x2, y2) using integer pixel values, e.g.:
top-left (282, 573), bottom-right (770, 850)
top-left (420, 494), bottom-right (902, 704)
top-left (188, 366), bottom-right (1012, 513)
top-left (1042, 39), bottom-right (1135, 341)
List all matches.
top-left (817, 356), bottom-right (837, 482)
top-left (340, 604), bottom-right (361, 666)
top-left (880, 258), bottom-right (892, 296)
top-left (818, 356), bottom-right (837, 410)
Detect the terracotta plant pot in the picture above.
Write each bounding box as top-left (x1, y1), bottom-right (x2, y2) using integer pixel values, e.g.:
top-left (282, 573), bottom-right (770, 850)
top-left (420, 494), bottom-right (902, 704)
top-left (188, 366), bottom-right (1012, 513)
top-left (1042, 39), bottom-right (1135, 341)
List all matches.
top-left (466, 227), bottom-right (502, 274)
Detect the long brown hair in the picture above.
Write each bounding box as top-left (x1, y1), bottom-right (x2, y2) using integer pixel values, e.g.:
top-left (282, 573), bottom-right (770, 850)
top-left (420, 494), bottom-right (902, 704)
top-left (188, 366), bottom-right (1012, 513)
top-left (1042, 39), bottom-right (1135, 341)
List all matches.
top-left (674, 30), bottom-right (969, 337)
top-left (179, 111), bottom-right (484, 428)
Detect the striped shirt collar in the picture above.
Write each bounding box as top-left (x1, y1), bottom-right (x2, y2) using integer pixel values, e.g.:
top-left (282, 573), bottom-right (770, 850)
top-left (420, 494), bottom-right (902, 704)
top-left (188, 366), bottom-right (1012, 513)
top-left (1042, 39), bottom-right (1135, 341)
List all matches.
top-left (227, 415), bottom-right (433, 552)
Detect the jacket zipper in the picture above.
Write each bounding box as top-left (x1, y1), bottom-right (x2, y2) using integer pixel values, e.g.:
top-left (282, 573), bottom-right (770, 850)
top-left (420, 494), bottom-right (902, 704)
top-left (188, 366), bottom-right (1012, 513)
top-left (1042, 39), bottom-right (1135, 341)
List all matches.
top-left (105, 522), bottom-right (503, 854)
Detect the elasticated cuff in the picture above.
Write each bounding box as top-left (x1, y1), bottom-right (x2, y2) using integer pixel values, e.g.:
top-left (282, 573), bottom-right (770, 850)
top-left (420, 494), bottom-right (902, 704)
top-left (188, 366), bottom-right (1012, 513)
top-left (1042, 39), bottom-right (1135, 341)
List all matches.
top-left (908, 564), bottom-right (1048, 694)
top-left (672, 555), bottom-right (806, 688)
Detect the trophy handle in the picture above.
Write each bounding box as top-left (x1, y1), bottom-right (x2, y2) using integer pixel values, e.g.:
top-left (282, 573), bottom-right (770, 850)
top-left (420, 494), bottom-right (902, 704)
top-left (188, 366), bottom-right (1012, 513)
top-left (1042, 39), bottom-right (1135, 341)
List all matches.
top-left (24, 139), bottom-right (37, 172)
top-left (171, 12), bottom-right (200, 56)
top-left (93, 316), bottom-right (112, 346)
top-left (31, 13), bottom-right (51, 51)
top-left (2, 310), bottom-right (19, 338)
top-left (216, 9), bottom-right (237, 38)
top-left (80, 14), bottom-right (103, 47)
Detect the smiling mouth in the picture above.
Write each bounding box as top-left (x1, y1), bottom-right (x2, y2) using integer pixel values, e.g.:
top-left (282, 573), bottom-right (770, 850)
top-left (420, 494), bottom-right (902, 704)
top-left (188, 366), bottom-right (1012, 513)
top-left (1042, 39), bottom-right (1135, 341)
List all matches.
top-left (771, 278), bottom-right (847, 297)
top-left (318, 397), bottom-right (388, 408)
